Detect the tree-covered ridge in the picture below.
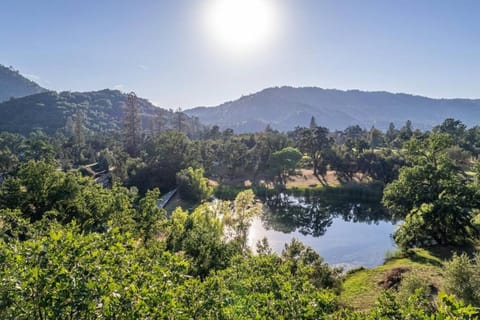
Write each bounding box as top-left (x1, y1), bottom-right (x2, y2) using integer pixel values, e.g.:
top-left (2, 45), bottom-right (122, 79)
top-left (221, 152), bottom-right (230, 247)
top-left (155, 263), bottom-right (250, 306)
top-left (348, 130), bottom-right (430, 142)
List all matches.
top-left (0, 64), bottom-right (47, 102)
top-left (186, 86), bottom-right (480, 133)
top-left (0, 89), bottom-right (203, 136)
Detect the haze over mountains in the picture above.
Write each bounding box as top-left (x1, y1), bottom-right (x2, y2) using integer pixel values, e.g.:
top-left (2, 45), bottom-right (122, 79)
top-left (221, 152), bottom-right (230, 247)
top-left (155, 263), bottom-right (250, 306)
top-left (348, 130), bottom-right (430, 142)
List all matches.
top-left (0, 64), bottom-right (47, 102)
top-left (0, 64), bottom-right (202, 136)
top-left (0, 90), bottom-right (205, 136)
top-left (2, 64), bottom-right (480, 135)
top-left (186, 87), bottom-right (480, 133)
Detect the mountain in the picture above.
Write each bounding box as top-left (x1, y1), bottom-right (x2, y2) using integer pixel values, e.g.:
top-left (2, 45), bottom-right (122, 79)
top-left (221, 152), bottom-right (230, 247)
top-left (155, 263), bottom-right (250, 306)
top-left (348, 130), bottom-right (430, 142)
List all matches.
top-left (0, 89), bottom-right (202, 136)
top-left (185, 87), bottom-right (480, 132)
top-left (0, 64), bottom-right (47, 102)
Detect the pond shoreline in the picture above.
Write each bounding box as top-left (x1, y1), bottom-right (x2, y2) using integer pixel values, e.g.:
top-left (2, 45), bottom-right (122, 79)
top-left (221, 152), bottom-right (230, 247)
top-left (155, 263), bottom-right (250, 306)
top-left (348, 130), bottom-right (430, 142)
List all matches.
top-left (215, 182), bottom-right (384, 201)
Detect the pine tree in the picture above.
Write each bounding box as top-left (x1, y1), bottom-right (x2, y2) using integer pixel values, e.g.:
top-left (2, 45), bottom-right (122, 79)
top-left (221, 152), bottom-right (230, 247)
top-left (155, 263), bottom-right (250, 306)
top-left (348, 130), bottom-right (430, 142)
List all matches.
top-left (123, 92), bottom-right (141, 157)
top-left (386, 122), bottom-right (398, 144)
top-left (72, 110), bottom-right (85, 146)
top-left (309, 116), bottom-right (318, 129)
top-left (155, 110), bottom-right (166, 135)
top-left (175, 107), bottom-right (186, 133)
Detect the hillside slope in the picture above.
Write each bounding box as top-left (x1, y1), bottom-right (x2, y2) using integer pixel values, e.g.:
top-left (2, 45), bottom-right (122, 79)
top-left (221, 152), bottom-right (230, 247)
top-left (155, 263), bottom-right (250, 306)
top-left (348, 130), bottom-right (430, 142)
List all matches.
top-left (0, 64), bottom-right (47, 102)
top-left (0, 89), bottom-right (202, 136)
top-left (186, 87), bottom-right (480, 132)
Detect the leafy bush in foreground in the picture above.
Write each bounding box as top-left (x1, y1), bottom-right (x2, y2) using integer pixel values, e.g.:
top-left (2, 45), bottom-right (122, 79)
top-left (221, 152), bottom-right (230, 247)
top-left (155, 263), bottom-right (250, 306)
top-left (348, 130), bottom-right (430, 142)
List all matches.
top-left (444, 253), bottom-right (480, 307)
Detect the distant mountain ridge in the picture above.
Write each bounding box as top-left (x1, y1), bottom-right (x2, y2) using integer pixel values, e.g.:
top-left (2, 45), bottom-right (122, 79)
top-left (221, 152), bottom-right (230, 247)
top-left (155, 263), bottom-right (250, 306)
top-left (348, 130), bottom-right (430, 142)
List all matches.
top-left (185, 87), bottom-right (480, 132)
top-left (0, 64), bottom-right (47, 102)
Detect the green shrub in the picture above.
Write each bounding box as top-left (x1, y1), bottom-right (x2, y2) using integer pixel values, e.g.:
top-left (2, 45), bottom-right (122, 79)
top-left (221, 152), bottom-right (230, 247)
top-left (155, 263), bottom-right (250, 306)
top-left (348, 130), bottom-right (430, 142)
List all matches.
top-left (214, 185), bottom-right (244, 200)
top-left (384, 249), bottom-right (405, 262)
top-left (176, 167), bottom-right (214, 202)
top-left (396, 272), bottom-right (433, 310)
top-left (444, 253), bottom-right (480, 306)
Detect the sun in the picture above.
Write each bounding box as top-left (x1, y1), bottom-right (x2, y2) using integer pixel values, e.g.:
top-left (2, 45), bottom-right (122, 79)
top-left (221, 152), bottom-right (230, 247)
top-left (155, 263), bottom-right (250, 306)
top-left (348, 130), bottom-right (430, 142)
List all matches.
top-left (203, 0), bottom-right (279, 56)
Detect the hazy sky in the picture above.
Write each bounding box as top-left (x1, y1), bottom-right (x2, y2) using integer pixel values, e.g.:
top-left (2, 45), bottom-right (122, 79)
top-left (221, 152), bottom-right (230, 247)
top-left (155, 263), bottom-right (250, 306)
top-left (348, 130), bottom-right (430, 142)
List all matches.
top-left (1, 0), bottom-right (480, 108)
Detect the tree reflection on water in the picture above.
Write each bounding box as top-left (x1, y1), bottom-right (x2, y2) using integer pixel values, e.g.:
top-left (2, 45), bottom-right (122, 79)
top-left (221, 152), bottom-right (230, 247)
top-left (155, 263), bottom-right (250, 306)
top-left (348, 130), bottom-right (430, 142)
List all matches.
top-left (260, 189), bottom-right (396, 237)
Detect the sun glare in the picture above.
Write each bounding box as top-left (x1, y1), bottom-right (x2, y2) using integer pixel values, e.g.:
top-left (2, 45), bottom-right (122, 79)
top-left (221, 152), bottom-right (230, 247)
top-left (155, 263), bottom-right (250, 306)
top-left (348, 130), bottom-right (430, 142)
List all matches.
top-left (203, 0), bottom-right (278, 57)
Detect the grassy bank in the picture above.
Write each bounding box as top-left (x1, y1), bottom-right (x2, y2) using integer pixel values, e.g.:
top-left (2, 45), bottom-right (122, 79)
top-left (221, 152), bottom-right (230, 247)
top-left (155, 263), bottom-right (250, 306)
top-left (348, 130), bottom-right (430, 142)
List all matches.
top-left (340, 246), bottom-right (477, 310)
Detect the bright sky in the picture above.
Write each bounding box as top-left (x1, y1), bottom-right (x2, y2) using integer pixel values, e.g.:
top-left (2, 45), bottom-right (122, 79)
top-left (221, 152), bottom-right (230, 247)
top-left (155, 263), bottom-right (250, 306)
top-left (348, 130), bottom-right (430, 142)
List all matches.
top-left (1, 0), bottom-right (480, 108)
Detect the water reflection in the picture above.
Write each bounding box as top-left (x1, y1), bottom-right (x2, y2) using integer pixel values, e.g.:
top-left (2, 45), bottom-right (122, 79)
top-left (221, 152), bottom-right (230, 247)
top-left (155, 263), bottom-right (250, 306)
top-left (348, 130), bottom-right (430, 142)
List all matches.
top-left (249, 189), bottom-right (398, 268)
top-left (262, 191), bottom-right (395, 237)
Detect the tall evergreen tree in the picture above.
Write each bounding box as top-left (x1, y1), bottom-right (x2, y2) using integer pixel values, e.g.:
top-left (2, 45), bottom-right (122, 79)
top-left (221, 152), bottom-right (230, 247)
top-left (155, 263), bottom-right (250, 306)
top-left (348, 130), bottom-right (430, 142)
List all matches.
top-left (309, 116), bottom-right (318, 129)
top-left (175, 107), bottom-right (186, 133)
top-left (72, 110), bottom-right (85, 146)
top-left (386, 122), bottom-right (398, 145)
top-left (123, 92), bottom-right (141, 157)
top-left (155, 110), bottom-right (166, 135)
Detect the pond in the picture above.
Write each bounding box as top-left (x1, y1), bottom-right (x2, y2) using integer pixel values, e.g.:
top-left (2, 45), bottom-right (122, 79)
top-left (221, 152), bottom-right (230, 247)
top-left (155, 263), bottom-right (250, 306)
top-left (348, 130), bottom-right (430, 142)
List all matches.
top-left (248, 189), bottom-right (398, 268)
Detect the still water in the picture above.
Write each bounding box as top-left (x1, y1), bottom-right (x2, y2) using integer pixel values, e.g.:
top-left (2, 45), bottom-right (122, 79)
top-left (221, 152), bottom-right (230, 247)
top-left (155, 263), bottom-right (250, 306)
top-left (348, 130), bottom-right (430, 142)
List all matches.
top-left (248, 191), bottom-right (398, 268)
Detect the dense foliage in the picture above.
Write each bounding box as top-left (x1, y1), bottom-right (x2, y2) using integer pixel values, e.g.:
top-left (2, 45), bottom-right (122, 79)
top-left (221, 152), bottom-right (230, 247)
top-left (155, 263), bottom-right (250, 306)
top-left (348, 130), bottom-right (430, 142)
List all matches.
top-left (0, 164), bottom-right (344, 318)
top-left (0, 115), bottom-right (480, 318)
top-left (176, 167), bottom-right (214, 202)
top-left (383, 133), bottom-right (478, 248)
top-left (444, 253), bottom-right (480, 306)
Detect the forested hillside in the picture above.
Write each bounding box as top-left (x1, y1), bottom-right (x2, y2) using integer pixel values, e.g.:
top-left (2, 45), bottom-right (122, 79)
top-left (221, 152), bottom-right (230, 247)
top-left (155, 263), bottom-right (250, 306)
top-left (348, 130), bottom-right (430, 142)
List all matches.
top-left (186, 86), bottom-right (480, 132)
top-left (0, 89), bottom-right (203, 136)
top-left (0, 64), bottom-right (47, 102)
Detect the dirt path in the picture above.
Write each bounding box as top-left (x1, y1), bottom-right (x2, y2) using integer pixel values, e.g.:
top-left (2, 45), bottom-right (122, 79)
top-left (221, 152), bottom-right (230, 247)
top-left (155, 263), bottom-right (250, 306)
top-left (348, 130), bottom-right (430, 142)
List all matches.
top-left (286, 169), bottom-right (341, 188)
top-left (209, 169), bottom-right (366, 189)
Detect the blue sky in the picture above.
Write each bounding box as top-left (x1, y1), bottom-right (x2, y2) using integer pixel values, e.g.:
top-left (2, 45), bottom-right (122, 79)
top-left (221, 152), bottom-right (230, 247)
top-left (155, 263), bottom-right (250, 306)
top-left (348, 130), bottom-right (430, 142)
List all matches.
top-left (1, 0), bottom-right (480, 108)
